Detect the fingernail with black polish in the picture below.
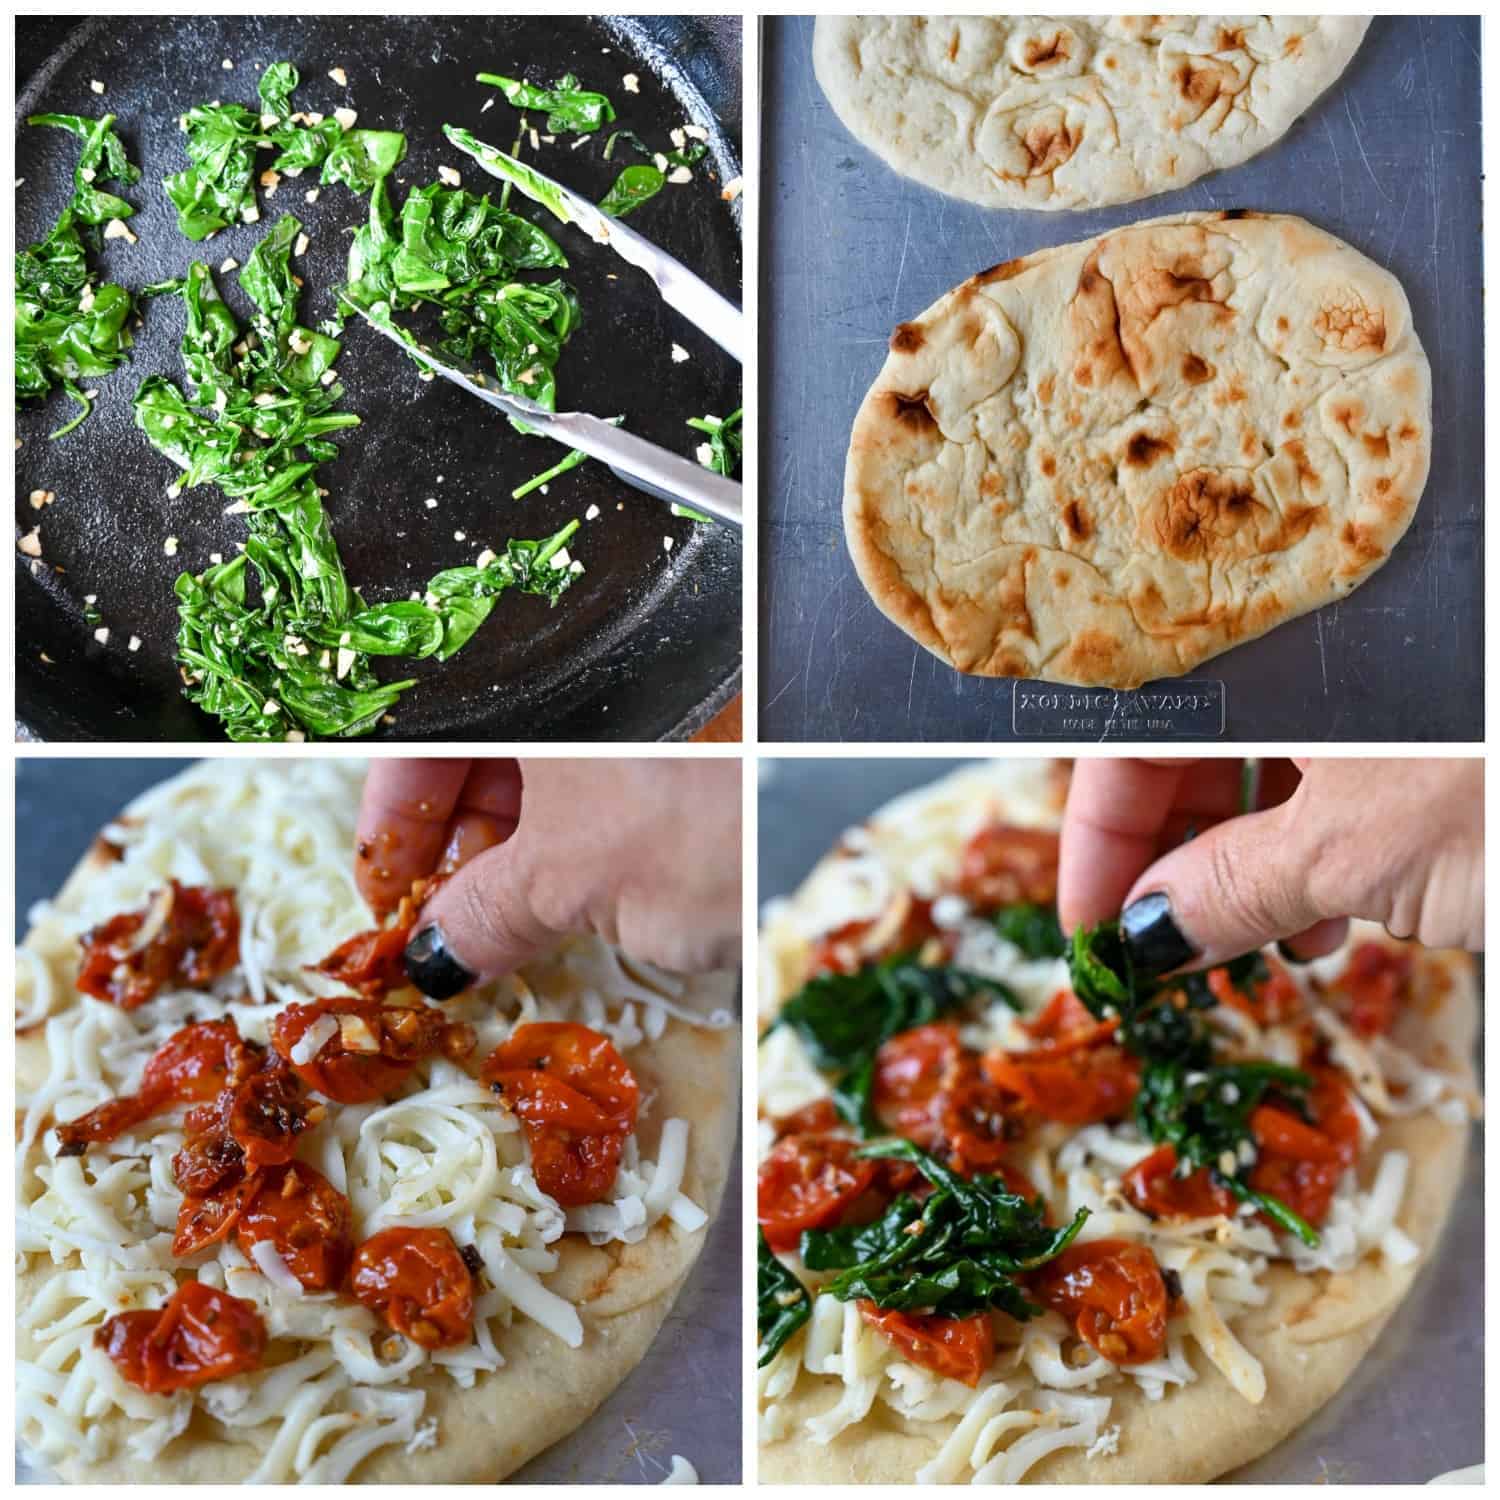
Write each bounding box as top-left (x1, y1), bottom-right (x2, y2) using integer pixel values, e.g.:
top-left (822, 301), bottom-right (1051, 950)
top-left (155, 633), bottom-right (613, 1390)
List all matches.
top-left (1120, 892), bottom-right (1198, 977)
top-left (404, 924), bottom-right (475, 1000)
top-left (1276, 940), bottom-right (1311, 966)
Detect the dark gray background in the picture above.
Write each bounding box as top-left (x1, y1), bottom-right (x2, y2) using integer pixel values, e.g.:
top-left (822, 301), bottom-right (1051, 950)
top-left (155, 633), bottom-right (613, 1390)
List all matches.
top-left (759, 17), bottom-right (1483, 743)
top-left (759, 756), bottom-right (1482, 1480)
top-left (14, 757), bottom-right (742, 1483)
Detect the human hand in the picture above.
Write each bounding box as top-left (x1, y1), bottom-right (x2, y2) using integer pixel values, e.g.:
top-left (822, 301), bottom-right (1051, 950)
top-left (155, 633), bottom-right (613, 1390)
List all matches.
top-left (355, 758), bottom-right (742, 996)
top-left (1058, 758), bottom-right (1483, 976)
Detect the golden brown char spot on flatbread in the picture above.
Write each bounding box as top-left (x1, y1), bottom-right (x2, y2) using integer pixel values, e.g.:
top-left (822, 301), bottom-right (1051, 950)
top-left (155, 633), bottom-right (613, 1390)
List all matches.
top-left (1340, 520), bottom-right (1386, 570)
top-left (1282, 439), bottom-right (1320, 489)
top-left (1125, 431), bottom-right (1173, 467)
top-left (884, 389), bottom-right (937, 434)
top-left (1151, 467), bottom-right (1261, 560)
top-left (980, 470), bottom-right (1004, 499)
top-left (976, 257), bottom-right (1029, 286)
top-left (1315, 294), bottom-right (1387, 353)
top-left (1283, 407), bottom-right (1302, 429)
top-left (1024, 31), bottom-right (1070, 69)
top-left (1036, 373), bottom-right (1056, 405)
top-left (889, 321), bottom-right (925, 355)
top-left (1362, 430), bottom-right (1391, 460)
top-left (1022, 119), bottom-right (1079, 177)
top-left (1180, 352), bottom-right (1213, 384)
top-left (1218, 26), bottom-right (1248, 51)
top-left (1062, 499), bottom-right (1091, 540)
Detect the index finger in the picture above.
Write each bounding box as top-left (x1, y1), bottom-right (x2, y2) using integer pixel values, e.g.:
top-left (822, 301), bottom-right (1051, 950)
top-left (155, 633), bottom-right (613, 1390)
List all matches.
top-left (355, 759), bottom-right (520, 917)
top-left (1058, 759), bottom-right (1196, 934)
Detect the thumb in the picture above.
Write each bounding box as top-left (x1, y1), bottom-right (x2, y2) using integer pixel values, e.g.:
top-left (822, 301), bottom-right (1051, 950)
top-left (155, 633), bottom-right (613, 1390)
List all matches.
top-left (403, 839), bottom-right (559, 998)
top-left (1116, 801), bottom-right (1331, 975)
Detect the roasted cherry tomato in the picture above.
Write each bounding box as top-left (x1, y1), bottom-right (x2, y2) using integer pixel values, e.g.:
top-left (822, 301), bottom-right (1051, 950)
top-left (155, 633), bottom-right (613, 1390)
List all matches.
top-left (757, 1134), bottom-right (879, 1252)
top-left (55, 1019), bottom-right (256, 1156)
top-left (77, 882), bottom-right (240, 1011)
top-left (174, 1170), bottom-right (264, 1256)
top-left (1021, 991), bottom-right (1113, 1050)
top-left (805, 896), bottom-right (941, 977)
top-left (859, 1305), bottom-right (996, 1387)
top-left (482, 1023), bottom-right (639, 1207)
top-left (173, 1057), bottom-right (318, 1200)
top-left (1122, 1145), bottom-right (1237, 1221)
top-left (872, 1024), bottom-right (960, 1149)
top-left (96, 1281), bottom-right (267, 1393)
top-left (1247, 1068), bottom-right (1361, 1228)
top-left (983, 1042), bottom-right (1139, 1126)
top-left (1030, 1239), bottom-right (1169, 1365)
top-left (235, 1163), bottom-right (353, 1291)
top-left (954, 826), bottom-right (1060, 912)
top-left (773, 1098), bottom-right (843, 1137)
top-left (349, 1226), bottom-right (474, 1349)
top-left (1329, 942), bottom-right (1413, 1038)
top-left (310, 874), bottom-right (449, 998)
top-left (940, 1066), bottom-right (1018, 1176)
top-left (1207, 959), bottom-right (1303, 1027)
top-left (271, 995), bottom-right (474, 1105)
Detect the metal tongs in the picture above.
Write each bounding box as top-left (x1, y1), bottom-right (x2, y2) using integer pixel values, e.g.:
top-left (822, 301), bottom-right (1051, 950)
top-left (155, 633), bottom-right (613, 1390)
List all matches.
top-left (350, 127), bottom-right (744, 528)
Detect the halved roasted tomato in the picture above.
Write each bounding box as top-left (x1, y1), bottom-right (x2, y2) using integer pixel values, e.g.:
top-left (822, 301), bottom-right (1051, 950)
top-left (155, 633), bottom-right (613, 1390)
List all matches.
top-left (954, 825), bottom-right (1060, 911)
top-left (859, 1304), bottom-right (996, 1386)
top-left (1030, 1238), bottom-right (1169, 1365)
top-left (1122, 1145), bottom-right (1236, 1222)
top-left (757, 1133), bottom-right (879, 1252)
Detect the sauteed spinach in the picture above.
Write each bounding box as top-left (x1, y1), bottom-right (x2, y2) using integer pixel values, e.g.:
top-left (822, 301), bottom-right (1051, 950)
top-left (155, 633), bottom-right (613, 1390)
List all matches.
top-left (16, 113), bottom-right (140, 436)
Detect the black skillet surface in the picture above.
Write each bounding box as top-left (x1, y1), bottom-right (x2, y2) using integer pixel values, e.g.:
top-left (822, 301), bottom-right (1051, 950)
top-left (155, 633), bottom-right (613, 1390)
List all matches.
top-left (15, 15), bottom-right (742, 743)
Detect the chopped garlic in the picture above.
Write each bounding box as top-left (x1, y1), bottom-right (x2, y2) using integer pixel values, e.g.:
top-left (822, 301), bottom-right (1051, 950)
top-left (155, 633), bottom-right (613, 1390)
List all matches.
top-left (103, 218), bottom-right (137, 243)
top-left (320, 368), bottom-right (338, 386)
top-left (334, 107), bottom-right (358, 131)
top-left (163, 536), bottom-right (179, 556)
top-left (260, 111), bottom-right (280, 129)
top-left (90, 80), bottom-right (105, 95)
top-left (453, 530), bottom-right (466, 542)
top-left (695, 443), bottom-right (715, 468)
top-left (93, 626), bottom-right (110, 645)
top-left (219, 256), bottom-right (239, 273)
top-left (222, 57), bottom-right (234, 70)
top-left (128, 635), bottom-right (142, 652)
top-left (438, 165), bottom-right (461, 187)
top-left (683, 124), bottom-right (708, 141)
top-left (721, 176), bottom-right (743, 202)
top-left (304, 187), bottom-right (321, 204)
top-left (294, 232), bottom-right (310, 256)
top-left (667, 165), bottom-right (693, 185)
top-left (663, 536), bottom-right (675, 553)
top-left (241, 204), bottom-right (260, 224)
top-left (17, 528), bottom-right (42, 558)
top-left (670, 343), bottom-right (690, 363)
top-left (259, 168), bottom-right (281, 191)
top-left (475, 547), bottom-right (497, 569)
top-left (585, 504), bottom-right (601, 521)
top-left (328, 66), bottom-right (348, 86)
top-left (623, 73), bottom-right (640, 93)
top-left (28, 489), bottom-right (55, 509)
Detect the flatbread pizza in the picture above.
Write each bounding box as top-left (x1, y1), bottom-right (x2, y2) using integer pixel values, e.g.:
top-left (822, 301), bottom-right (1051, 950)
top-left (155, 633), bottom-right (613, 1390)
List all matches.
top-left (843, 210), bottom-right (1431, 688)
top-left (757, 760), bottom-right (1477, 1483)
top-left (16, 759), bottom-right (739, 1483)
top-left (813, 16), bottom-right (1370, 212)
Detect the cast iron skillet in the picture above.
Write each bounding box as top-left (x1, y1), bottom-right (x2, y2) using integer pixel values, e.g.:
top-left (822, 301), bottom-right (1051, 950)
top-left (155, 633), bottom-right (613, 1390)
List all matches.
top-left (15, 15), bottom-right (742, 742)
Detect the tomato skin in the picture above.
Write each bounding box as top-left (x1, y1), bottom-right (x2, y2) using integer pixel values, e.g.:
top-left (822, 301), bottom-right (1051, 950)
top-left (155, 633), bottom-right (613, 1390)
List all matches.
top-left (1122, 1145), bottom-right (1236, 1221)
top-left (1331, 942), bottom-right (1413, 1038)
top-left (859, 1304), bottom-right (996, 1387)
top-left (271, 996), bottom-right (475, 1104)
top-left (235, 1163), bottom-right (353, 1291)
top-left (805, 897), bottom-right (941, 977)
top-left (757, 1134), bottom-right (879, 1252)
top-left (311, 925), bottom-right (412, 1000)
top-left (1247, 1068), bottom-right (1361, 1229)
top-left (1021, 991), bottom-right (1111, 1050)
top-left (773, 1098), bottom-right (842, 1137)
top-left (349, 1227), bottom-right (474, 1350)
top-left (955, 826), bottom-right (1060, 911)
top-left (54, 1020), bottom-right (256, 1157)
top-left (1207, 960), bottom-right (1304, 1027)
top-left (872, 1024), bottom-right (960, 1150)
top-left (77, 883), bottom-right (240, 1011)
top-left (482, 1023), bottom-right (639, 1207)
top-left (174, 1171), bottom-right (264, 1257)
top-left (982, 1043), bottom-right (1139, 1126)
top-left (1030, 1239), bottom-right (1169, 1365)
top-left (97, 1281), bottom-right (266, 1393)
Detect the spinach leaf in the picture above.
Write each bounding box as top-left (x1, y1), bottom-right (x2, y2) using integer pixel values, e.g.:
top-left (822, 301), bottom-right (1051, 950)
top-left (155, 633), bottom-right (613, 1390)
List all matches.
top-left (801, 1141), bottom-right (1088, 1320)
top-left (476, 72), bottom-right (615, 134)
top-left (17, 114), bottom-right (140, 436)
top-left (687, 408), bottom-right (742, 477)
top-left (603, 128), bottom-right (709, 172)
top-left (1068, 921), bottom-right (1319, 1245)
top-left (443, 126), bottom-right (575, 225)
top-left (771, 955), bottom-right (1019, 1133)
top-left (757, 1230), bottom-right (811, 1368)
top-left (992, 902), bottom-right (1067, 960)
top-left (164, 100), bottom-right (266, 239)
top-left (599, 163), bottom-right (663, 218)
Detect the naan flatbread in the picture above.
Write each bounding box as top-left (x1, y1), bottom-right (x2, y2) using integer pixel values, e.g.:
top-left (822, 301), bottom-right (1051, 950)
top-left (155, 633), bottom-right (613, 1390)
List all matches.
top-left (758, 760), bottom-right (1476, 1483)
top-left (844, 211), bottom-right (1431, 687)
top-left (16, 761), bottom-right (740, 1483)
top-left (814, 16), bottom-right (1370, 211)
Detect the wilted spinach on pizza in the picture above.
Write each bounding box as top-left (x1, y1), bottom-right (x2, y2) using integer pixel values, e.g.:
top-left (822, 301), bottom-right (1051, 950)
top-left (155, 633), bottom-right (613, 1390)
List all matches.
top-left (757, 761), bottom-right (1476, 1483)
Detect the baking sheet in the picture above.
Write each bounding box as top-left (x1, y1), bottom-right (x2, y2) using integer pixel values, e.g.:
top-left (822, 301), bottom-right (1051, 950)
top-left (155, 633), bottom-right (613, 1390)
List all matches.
top-left (15, 15), bottom-right (743, 744)
top-left (14, 758), bottom-right (743, 1484)
top-left (757, 755), bottom-right (1483, 1482)
top-left (758, 17), bottom-right (1483, 743)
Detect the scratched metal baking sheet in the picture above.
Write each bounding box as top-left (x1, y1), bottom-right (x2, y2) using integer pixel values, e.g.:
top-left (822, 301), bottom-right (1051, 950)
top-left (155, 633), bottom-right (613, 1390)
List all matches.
top-left (758, 756), bottom-right (1483, 1482)
top-left (758, 17), bottom-right (1483, 743)
top-left (14, 758), bottom-right (743, 1485)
